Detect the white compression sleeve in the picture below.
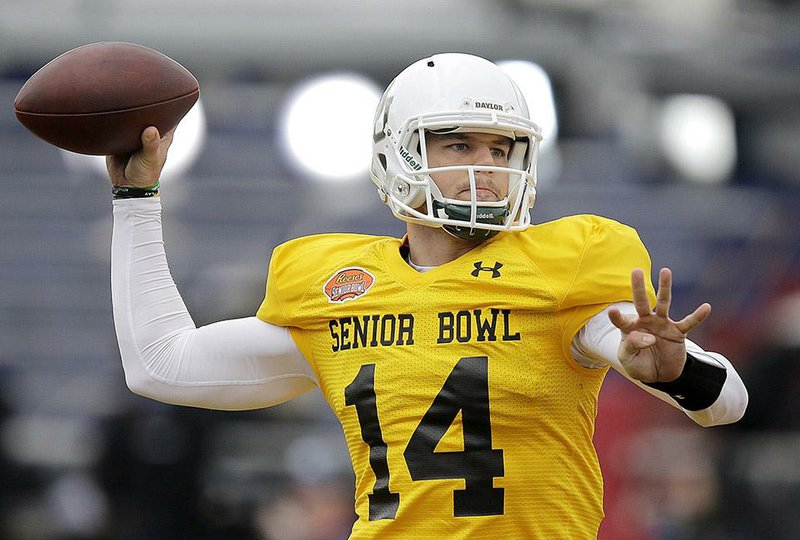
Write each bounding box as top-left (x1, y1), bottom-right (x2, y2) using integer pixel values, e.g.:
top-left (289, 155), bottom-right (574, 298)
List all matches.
top-left (111, 198), bottom-right (318, 411)
top-left (571, 302), bottom-right (748, 427)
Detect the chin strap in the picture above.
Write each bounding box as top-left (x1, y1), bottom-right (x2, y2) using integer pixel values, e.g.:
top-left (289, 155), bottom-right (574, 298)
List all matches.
top-left (432, 200), bottom-right (508, 241)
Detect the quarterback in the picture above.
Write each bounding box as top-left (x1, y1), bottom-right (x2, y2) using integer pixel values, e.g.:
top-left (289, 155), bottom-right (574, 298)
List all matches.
top-left (107, 54), bottom-right (748, 538)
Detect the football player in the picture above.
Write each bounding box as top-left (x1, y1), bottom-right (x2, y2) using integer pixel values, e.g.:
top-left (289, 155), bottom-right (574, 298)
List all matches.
top-left (107, 53), bottom-right (747, 538)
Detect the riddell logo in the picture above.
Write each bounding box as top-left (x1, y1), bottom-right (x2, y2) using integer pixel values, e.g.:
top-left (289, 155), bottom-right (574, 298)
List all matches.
top-left (324, 268), bottom-right (376, 303)
top-left (398, 147), bottom-right (422, 171)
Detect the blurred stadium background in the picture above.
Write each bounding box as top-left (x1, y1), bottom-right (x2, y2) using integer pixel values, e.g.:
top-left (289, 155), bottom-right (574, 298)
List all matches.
top-left (1, 1), bottom-right (799, 538)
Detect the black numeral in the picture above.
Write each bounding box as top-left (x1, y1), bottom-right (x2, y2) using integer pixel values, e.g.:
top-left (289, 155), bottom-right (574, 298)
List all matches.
top-left (344, 364), bottom-right (400, 520)
top-left (404, 356), bottom-right (504, 516)
top-left (344, 356), bottom-right (504, 519)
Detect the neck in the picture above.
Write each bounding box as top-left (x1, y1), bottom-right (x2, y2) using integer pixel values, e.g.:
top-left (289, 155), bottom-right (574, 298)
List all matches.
top-left (405, 222), bottom-right (484, 266)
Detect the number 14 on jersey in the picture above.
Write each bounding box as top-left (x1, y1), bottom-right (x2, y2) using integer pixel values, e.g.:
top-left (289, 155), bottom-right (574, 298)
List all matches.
top-left (344, 356), bottom-right (505, 520)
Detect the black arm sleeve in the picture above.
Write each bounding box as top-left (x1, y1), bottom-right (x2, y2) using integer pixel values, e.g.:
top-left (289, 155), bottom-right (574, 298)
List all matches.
top-left (644, 353), bottom-right (728, 411)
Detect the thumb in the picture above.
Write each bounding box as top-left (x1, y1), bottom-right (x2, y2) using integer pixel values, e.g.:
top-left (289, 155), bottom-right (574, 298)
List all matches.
top-left (618, 331), bottom-right (656, 362)
top-left (122, 127), bottom-right (166, 187)
top-left (139, 126), bottom-right (161, 165)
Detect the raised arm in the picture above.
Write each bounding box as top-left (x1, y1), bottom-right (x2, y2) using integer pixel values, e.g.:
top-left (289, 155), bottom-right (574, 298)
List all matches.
top-left (109, 128), bottom-right (317, 410)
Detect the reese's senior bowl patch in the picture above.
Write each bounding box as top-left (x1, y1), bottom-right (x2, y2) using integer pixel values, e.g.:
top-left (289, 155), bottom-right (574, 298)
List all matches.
top-left (324, 267), bottom-right (375, 303)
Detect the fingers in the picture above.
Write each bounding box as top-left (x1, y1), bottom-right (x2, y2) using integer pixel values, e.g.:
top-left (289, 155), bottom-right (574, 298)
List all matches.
top-left (631, 269), bottom-right (652, 317)
top-left (675, 302), bottom-right (712, 333)
top-left (655, 267), bottom-right (672, 318)
top-left (106, 154), bottom-right (122, 178)
top-left (106, 152), bottom-right (133, 185)
top-left (632, 267), bottom-right (673, 319)
top-left (618, 330), bottom-right (656, 362)
top-left (616, 267), bottom-right (711, 340)
top-left (608, 307), bottom-right (634, 331)
top-left (163, 127), bottom-right (176, 145)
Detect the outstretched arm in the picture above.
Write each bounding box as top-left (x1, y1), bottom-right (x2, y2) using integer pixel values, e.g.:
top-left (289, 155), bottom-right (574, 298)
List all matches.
top-left (109, 128), bottom-right (317, 410)
top-left (572, 268), bottom-right (748, 426)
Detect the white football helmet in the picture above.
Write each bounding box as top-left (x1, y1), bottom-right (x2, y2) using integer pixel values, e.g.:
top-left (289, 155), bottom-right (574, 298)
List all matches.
top-left (370, 53), bottom-right (543, 240)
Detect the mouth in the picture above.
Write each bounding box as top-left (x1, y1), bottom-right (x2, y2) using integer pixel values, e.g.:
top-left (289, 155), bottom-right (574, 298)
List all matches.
top-left (458, 186), bottom-right (499, 201)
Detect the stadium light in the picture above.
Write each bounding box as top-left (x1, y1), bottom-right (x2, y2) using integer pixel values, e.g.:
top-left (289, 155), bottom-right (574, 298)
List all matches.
top-left (61, 99), bottom-right (207, 183)
top-left (278, 73), bottom-right (381, 182)
top-left (659, 94), bottom-right (736, 184)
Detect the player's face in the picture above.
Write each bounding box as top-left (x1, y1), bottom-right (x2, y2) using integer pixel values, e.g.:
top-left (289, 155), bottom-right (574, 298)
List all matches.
top-left (424, 131), bottom-right (512, 202)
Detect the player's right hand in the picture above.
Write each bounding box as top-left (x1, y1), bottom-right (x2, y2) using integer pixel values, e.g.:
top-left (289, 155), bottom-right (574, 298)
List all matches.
top-left (106, 126), bottom-right (175, 188)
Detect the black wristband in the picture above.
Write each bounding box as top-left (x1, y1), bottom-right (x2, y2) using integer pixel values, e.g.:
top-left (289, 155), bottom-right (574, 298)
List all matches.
top-left (112, 184), bottom-right (160, 200)
top-left (644, 353), bottom-right (727, 411)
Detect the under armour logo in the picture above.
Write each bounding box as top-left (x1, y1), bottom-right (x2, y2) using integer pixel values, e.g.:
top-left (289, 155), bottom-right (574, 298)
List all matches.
top-left (471, 261), bottom-right (503, 278)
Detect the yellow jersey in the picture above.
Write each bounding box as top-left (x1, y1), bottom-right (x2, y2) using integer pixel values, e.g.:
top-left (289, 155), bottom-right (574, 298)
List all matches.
top-left (257, 214), bottom-right (656, 539)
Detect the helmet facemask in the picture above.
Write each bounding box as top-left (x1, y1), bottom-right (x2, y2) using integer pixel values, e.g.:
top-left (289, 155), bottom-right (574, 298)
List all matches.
top-left (382, 111), bottom-right (540, 241)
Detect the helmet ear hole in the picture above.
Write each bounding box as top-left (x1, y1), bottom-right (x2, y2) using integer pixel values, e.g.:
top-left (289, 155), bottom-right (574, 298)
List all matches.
top-left (404, 186), bottom-right (427, 209)
top-left (390, 177), bottom-right (427, 209)
top-left (378, 153), bottom-right (387, 171)
top-left (389, 177), bottom-right (426, 210)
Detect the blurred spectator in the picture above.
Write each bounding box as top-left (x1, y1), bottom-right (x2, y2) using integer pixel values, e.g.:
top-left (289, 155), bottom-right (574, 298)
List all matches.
top-left (713, 288), bottom-right (800, 539)
top-left (96, 402), bottom-right (210, 539)
top-left (254, 479), bottom-right (355, 540)
top-left (596, 372), bottom-right (724, 540)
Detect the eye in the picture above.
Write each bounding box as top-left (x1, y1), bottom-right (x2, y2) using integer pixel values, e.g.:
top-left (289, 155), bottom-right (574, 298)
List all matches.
top-left (449, 143), bottom-right (470, 152)
top-left (491, 147), bottom-right (509, 159)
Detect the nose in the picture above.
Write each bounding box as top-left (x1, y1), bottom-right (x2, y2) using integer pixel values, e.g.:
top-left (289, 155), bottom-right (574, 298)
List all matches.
top-left (473, 144), bottom-right (495, 168)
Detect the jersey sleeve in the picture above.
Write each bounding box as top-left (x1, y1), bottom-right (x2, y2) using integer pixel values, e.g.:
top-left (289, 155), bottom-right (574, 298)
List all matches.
top-left (540, 215), bottom-right (657, 365)
top-left (256, 234), bottom-right (383, 328)
top-left (256, 241), bottom-right (301, 328)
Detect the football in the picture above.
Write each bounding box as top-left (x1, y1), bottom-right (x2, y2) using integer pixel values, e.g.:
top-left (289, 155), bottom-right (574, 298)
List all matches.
top-left (13, 42), bottom-right (199, 155)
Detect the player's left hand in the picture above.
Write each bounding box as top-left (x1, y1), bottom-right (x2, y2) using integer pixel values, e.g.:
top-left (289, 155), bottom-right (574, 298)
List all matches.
top-left (608, 268), bottom-right (711, 383)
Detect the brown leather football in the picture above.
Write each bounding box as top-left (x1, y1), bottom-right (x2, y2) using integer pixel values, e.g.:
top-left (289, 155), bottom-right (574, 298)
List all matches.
top-left (14, 42), bottom-right (199, 155)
